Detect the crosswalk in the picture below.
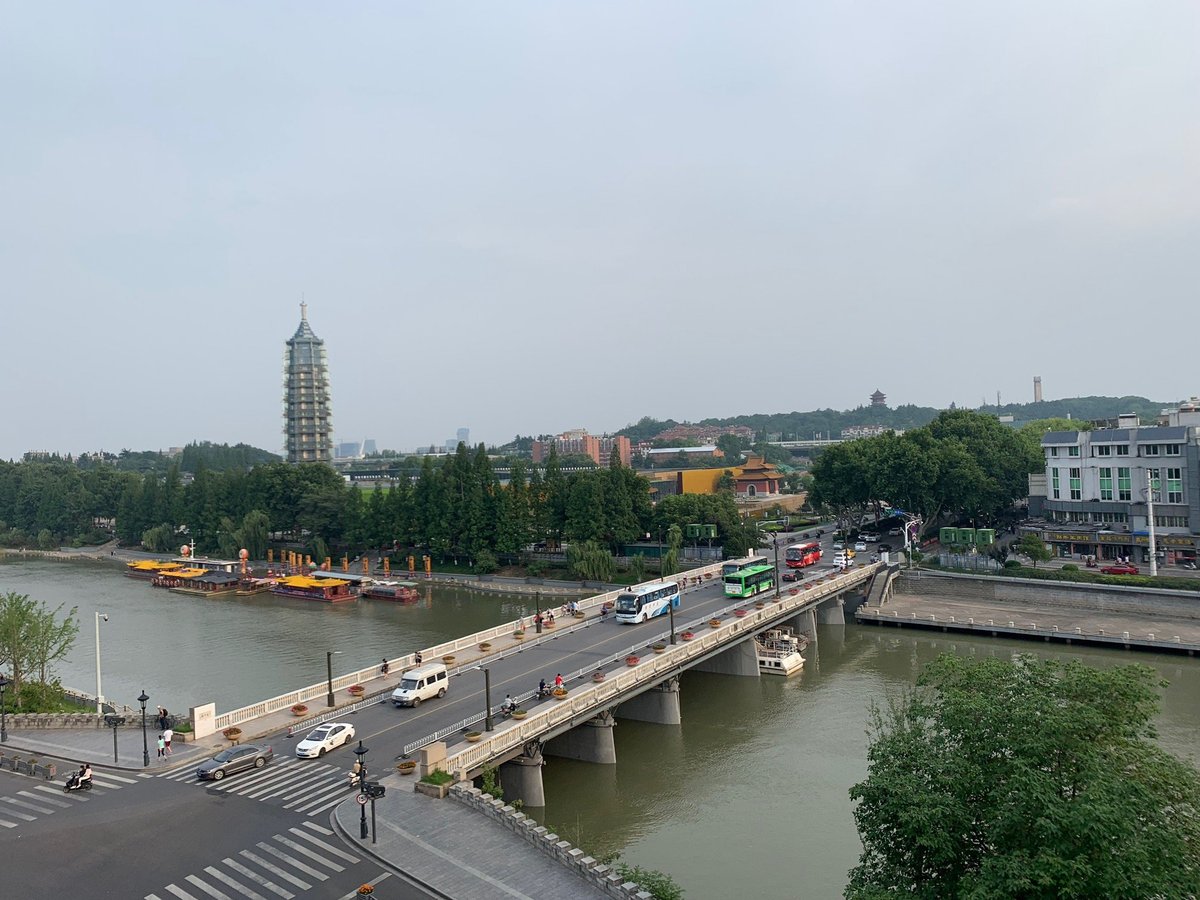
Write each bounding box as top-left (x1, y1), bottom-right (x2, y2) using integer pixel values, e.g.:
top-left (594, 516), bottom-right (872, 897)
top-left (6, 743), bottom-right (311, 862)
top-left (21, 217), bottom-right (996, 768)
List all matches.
top-left (0, 770), bottom-right (139, 829)
top-left (144, 820), bottom-right (364, 900)
top-left (158, 757), bottom-right (352, 817)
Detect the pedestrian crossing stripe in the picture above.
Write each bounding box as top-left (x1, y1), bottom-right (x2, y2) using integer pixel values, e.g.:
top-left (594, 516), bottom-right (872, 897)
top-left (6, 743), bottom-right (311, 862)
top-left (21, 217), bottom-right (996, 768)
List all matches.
top-left (145, 825), bottom-right (357, 900)
top-left (157, 758), bottom-right (350, 815)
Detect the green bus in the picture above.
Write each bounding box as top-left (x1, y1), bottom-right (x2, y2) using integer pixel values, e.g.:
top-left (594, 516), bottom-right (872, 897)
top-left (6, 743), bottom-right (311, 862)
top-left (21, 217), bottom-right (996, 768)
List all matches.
top-left (723, 563), bottom-right (775, 599)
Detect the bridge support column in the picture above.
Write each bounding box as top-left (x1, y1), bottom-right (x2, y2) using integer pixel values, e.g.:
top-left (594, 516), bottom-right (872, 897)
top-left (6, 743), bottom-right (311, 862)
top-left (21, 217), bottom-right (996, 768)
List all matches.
top-left (545, 710), bottom-right (617, 764)
top-left (499, 742), bottom-right (545, 808)
top-left (788, 609), bottom-right (818, 643)
top-left (816, 595), bottom-right (846, 625)
top-left (616, 677), bottom-right (682, 724)
top-left (691, 638), bottom-right (760, 677)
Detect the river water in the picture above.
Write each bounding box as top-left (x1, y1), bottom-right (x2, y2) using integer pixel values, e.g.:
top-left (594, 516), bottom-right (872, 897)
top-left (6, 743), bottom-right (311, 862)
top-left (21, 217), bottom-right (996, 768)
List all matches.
top-left (5, 557), bottom-right (1200, 899)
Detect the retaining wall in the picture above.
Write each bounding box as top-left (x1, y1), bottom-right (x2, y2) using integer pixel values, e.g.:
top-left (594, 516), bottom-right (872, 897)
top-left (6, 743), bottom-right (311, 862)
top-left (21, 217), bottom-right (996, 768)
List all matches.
top-left (897, 570), bottom-right (1200, 619)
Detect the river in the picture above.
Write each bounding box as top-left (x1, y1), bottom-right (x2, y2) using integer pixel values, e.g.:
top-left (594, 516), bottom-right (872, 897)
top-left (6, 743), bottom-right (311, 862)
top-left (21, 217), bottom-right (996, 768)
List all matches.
top-left (5, 557), bottom-right (1200, 899)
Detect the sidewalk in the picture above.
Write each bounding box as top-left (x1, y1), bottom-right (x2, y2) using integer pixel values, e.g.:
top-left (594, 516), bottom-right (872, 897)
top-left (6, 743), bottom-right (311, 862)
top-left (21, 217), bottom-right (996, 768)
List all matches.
top-left (2, 727), bottom-right (215, 772)
top-left (331, 777), bottom-right (611, 900)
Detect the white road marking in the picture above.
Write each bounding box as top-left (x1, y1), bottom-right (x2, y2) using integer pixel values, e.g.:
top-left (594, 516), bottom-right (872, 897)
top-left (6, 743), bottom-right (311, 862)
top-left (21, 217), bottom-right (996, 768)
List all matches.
top-left (237, 850), bottom-right (310, 892)
top-left (164, 884), bottom-right (200, 899)
top-left (18, 790), bottom-right (70, 808)
top-left (300, 821), bottom-right (333, 836)
top-left (221, 857), bottom-right (294, 899)
top-left (184, 873), bottom-right (232, 899)
top-left (2, 795), bottom-right (55, 814)
top-left (255, 842), bottom-right (328, 882)
top-left (271, 834), bottom-right (343, 872)
top-left (286, 827), bottom-right (359, 863)
top-left (203, 866), bottom-right (269, 900)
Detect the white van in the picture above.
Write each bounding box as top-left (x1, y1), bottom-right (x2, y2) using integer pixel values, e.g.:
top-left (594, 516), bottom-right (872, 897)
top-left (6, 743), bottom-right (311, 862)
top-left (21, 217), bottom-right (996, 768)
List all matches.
top-left (832, 552), bottom-right (853, 569)
top-left (391, 663), bottom-right (448, 707)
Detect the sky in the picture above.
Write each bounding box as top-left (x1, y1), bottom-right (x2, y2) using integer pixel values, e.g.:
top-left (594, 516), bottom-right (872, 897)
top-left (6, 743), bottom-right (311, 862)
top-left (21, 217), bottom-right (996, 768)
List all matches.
top-left (3, 2), bottom-right (1198, 460)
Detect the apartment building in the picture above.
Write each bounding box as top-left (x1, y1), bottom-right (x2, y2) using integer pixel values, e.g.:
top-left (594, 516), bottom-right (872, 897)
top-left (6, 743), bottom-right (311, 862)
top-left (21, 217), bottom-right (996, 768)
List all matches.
top-left (531, 430), bottom-right (631, 467)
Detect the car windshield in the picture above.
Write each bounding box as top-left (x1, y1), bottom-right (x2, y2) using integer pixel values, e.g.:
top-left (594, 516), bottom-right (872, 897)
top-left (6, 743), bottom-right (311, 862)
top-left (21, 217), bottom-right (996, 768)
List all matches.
top-left (615, 594), bottom-right (638, 612)
top-left (400, 678), bottom-right (418, 690)
top-left (305, 727), bottom-right (331, 741)
top-left (213, 750), bottom-right (235, 762)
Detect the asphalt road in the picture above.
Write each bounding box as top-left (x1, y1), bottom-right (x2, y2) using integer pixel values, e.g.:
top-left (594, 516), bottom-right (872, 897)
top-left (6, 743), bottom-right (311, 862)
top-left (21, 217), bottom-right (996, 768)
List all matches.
top-left (0, 765), bottom-right (433, 899)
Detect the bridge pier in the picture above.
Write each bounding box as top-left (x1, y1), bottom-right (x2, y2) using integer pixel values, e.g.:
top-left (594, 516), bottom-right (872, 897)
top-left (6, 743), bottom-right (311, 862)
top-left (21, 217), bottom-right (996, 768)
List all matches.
top-left (545, 710), bottom-right (618, 764)
top-left (816, 595), bottom-right (846, 625)
top-left (616, 676), bottom-right (683, 724)
top-left (499, 742), bottom-right (546, 808)
top-left (691, 639), bottom-right (760, 677)
top-left (789, 608), bottom-right (818, 643)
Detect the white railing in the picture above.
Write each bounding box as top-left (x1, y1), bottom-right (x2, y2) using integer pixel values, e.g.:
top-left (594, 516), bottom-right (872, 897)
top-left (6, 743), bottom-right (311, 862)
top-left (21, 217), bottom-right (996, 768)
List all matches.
top-left (213, 562), bottom-right (728, 731)
top-left (438, 564), bottom-right (879, 774)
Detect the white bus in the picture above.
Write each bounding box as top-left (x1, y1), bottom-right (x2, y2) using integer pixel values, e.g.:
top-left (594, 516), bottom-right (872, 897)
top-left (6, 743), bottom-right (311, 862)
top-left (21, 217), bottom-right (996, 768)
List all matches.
top-left (720, 555), bottom-right (769, 577)
top-left (614, 581), bottom-right (681, 624)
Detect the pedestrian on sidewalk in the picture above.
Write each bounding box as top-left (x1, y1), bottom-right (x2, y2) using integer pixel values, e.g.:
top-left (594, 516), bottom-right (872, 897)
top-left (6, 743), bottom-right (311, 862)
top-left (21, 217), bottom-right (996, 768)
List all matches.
top-left (414, 650), bottom-right (423, 665)
top-left (156, 734), bottom-right (165, 759)
top-left (158, 707), bottom-right (170, 731)
top-left (380, 658), bottom-right (390, 677)
top-left (162, 726), bottom-right (173, 755)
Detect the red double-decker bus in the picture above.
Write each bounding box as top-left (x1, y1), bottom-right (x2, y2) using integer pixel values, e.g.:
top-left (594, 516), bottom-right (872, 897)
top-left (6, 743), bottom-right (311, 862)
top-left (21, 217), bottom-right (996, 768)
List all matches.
top-left (785, 541), bottom-right (822, 569)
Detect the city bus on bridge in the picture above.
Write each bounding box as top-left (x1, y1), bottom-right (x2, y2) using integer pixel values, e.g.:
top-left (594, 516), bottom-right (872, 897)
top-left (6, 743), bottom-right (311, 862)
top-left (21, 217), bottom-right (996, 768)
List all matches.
top-left (724, 563), bottom-right (775, 598)
top-left (615, 581), bottom-right (681, 624)
top-left (721, 555), bottom-right (769, 577)
top-left (785, 541), bottom-right (822, 569)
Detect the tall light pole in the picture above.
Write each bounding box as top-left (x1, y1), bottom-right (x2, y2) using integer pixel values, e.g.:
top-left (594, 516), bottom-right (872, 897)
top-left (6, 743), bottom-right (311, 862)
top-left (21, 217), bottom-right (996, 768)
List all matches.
top-left (0, 675), bottom-right (9, 744)
top-left (137, 690), bottom-right (150, 767)
top-left (326, 650), bottom-right (342, 707)
top-left (481, 667), bottom-right (494, 732)
top-left (1147, 469), bottom-right (1159, 577)
top-left (354, 741), bottom-right (369, 839)
top-left (94, 612), bottom-right (108, 715)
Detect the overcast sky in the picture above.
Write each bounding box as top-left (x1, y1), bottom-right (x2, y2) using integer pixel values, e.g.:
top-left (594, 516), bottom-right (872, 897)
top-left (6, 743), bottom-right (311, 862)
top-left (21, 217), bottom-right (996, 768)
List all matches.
top-left (3, 2), bottom-right (1198, 460)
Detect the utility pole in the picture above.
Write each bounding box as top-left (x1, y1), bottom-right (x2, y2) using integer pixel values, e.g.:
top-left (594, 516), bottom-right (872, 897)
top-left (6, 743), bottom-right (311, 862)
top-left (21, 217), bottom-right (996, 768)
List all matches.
top-left (1147, 469), bottom-right (1158, 577)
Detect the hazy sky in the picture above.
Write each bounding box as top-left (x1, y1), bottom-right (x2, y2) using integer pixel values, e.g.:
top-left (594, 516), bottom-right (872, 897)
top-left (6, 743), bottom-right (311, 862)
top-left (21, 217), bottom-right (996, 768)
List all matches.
top-left (4, 2), bottom-right (1198, 460)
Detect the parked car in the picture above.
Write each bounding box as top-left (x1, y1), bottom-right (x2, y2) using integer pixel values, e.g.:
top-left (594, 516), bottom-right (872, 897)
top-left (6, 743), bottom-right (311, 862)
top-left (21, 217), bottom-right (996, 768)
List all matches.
top-left (781, 571), bottom-right (802, 582)
top-left (197, 744), bottom-right (273, 781)
top-left (295, 722), bottom-right (355, 758)
top-left (1100, 563), bottom-right (1139, 576)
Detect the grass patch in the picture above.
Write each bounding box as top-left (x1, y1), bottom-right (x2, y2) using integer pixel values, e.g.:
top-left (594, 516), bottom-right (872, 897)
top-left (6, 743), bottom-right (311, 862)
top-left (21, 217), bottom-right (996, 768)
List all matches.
top-left (420, 768), bottom-right (454, 786)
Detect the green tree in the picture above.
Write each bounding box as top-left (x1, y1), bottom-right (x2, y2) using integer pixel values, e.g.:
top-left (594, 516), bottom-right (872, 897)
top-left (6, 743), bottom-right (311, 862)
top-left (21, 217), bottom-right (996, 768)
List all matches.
top-left (847, 654), bottom-right (1200, 899)
top-left (1017, 532), bottom-right (1052, 567)
top-left (0, 592), bottom-right (79, 696)
top-left (240, 509), bottom-right (270, 560)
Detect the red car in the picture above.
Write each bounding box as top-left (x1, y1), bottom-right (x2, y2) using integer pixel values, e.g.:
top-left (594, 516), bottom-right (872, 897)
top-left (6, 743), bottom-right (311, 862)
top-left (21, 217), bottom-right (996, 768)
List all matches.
top-left (1100, 563), bottom-right (1138, 576)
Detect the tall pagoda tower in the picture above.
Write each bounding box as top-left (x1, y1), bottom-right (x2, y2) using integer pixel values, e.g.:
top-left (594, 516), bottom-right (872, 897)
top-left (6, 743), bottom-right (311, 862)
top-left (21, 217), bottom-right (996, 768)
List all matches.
top-left (283, 302), bottom-right (333, 464)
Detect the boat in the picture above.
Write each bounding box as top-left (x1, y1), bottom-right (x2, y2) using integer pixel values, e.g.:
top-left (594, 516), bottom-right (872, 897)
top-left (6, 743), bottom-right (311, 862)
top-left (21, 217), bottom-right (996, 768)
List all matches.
top-left (362, 580), bottom-right (420, 602)
top-left (170, 571), bottom-right (241, 597)
top-left (270, 574), bottom-right (359, 603)
top-left (151, 568), bottom-right (210, 589)
top-left (125, 560), bottom-right (185, 580)
top-left (754, 627), bottom-right (808, 676)
top-left (236, 577), bottom-right (277, 596)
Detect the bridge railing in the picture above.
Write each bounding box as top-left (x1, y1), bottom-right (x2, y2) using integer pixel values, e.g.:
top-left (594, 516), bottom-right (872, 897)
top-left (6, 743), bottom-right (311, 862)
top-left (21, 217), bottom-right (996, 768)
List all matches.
top-left (213, 562), bottom-right (727, 732)
top-left (439, 564), bottom-right (879, 775)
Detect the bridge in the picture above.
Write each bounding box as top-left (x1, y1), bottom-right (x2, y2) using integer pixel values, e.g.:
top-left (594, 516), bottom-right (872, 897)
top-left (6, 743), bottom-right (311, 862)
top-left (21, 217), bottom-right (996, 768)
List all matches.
top-left (202, 558), bottom-right (880, 807)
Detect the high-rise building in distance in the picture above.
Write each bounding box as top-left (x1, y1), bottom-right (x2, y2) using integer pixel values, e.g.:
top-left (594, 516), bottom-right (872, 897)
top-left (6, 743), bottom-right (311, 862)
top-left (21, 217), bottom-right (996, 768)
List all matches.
top-left (283, 302), bottom-right (333, 464)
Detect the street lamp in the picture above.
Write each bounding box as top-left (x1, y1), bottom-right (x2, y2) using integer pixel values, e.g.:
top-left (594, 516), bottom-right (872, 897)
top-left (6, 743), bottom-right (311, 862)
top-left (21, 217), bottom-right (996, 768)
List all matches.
top-left (353, 740), bottom-right (369, 839)
top-left (104, 714), bottom-right (126, 765)
top-left (534, 590), bottom-right (542, 634)
top-left (326, 650), bottom-right (342, 707)
top-left (137, 690), bottom-right (150, 767)
top-left (480, 667), bottom-right (494, 732)
top-left (0, 675), bottom-right (9, 744)
top-left (94, 612), bottom-right (108, 715)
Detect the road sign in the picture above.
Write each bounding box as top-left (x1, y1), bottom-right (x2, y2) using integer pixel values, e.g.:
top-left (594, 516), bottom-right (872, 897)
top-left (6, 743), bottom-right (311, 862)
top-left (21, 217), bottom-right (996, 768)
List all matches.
top-left (356, 792), bottom-right (368, 805)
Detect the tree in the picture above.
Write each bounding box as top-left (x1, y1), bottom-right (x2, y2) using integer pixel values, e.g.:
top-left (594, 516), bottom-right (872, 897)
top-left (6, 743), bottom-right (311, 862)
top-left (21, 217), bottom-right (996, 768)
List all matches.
top-left (1016, 532), bottom-right (1052, 567)
top-left (847, 654), bottom-right (1200, 899)
top-left (0, 592), bottom-right (78, 698)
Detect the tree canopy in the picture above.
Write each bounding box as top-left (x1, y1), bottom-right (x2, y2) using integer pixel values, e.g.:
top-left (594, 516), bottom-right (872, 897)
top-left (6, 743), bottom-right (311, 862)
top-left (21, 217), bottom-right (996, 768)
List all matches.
top-left (847, 653), bottom-right (1200, 899)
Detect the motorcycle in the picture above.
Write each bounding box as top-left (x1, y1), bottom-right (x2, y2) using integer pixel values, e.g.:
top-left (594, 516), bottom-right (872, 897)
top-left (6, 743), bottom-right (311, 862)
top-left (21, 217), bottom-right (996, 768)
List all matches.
top-left (533, 686), bottom-right (552, 701)
top-left (64, 774), bottom-right (93, 793)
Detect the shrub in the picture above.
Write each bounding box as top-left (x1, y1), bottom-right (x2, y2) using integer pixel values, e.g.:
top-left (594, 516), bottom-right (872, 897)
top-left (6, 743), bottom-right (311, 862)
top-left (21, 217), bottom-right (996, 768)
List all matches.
top-left (526, 560), bottom-right (546, 578)
top-left (420, 768), bottom-right (454, 786)
top-left (612, 863), bottom-right (684, 900)
top-left (1003, 560), bottom-right (1021, 569)
top-left (474, 549), bottom-right (498, 574)
top-left (1062, 563), bottom-right (1079, 572)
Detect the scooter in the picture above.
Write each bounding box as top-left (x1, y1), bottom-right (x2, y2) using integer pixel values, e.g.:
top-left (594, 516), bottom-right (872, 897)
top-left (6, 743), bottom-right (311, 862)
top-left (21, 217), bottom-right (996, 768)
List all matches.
top-left (533, 686), bottom-right (552, 701)
top-left (64, 774), bottom-right (93, 793)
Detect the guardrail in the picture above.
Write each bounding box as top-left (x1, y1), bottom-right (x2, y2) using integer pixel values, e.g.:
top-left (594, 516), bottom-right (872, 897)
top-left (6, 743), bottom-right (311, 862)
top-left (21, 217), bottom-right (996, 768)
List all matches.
top-left (856, 606), bottom-right (1200, 654)
top-left (213, 562), bottom-right (728, 731)
top-left (429, 564), bottom-right (878, 774)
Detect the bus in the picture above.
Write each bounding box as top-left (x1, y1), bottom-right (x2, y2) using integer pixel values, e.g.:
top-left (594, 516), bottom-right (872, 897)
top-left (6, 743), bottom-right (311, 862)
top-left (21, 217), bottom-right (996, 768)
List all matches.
top-left (721, 555), bottom-right (770, 577)
top-left (614, 581), bottom-right (681, 624)
top-left (785, 541), bottom-right (822, 569)
top-left (724, 563), bottom-right (775, 598)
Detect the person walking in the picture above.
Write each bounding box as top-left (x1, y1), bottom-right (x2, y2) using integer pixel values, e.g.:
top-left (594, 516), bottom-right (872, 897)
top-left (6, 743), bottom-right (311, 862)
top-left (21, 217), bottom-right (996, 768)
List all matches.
top-left (380, 658), bottom-right (390, 677)
top-left (156, 734), bottom-right (166, 759)
top-left (162, 725), bottom-right (173, 755)
top-left (158, 707), bottom-right (170, 731)
top-left (414, 650), bottom-right (423, 666)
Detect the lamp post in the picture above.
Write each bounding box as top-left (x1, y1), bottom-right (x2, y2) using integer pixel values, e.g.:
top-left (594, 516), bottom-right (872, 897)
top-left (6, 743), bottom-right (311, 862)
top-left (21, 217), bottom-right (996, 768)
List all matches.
top-left (326, 650), bottom-right (342, 707)
top-left (773, 532), bottom-right (782, 597)
top-left (94, 612), bottom-right (108, 715)
top-left (104, 714), bottom-right (126, 765)
top-left (534, 591), bottom-right (542, 634)
top-left (0, 675), bottom-right (9, 744)
top-left (354, 740), bottom-right (369, 839)
top-left (137, 690), bottom-right (150, 767)
top-left (668, 591), bottom-right (677, 644)
top-left (481, 667), bottom-right (494, 732)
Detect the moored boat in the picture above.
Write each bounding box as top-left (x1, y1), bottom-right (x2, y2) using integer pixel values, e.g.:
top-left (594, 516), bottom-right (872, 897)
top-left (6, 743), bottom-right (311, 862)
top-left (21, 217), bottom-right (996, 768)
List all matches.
top-left (151, 568), bottom-right (210, 589)
top-left (236, 577), bottom-right (277, 596)
top-left (125, 560), bottom-right (185, 580)
top-left (270, 574), bottom-right (359, 603)
top-left (362, 580), bottom-right (420, 602)
top-left (755, 627), bottom-right (807, 676)
top-left (170, 571), bottom-right (241, 597)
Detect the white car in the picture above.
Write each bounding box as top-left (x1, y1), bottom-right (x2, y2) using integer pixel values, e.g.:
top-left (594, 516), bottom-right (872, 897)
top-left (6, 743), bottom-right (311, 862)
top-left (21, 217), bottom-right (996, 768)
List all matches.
top-left (854, 541), bottom-right (868, 552)
top-left (295, 722), bottom-right (355, 758)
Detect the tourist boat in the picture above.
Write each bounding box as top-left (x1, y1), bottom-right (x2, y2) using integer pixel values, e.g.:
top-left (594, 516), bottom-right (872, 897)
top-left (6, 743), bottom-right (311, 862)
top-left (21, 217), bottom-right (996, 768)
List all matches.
top-left (236, 577), bottom-right (277, 596)
top-left (270, 574), bottom-right (359, 603)
top-left (151, 567), bottom-right (210, 589)
top-left (125, 560), bottom-right (185, 580)
top-left (361, 580), bottom-right (420, 602)
top-left (754, 627), bottom-right (808, 676)
top-left (170, 571), bottom-right (241, 597)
